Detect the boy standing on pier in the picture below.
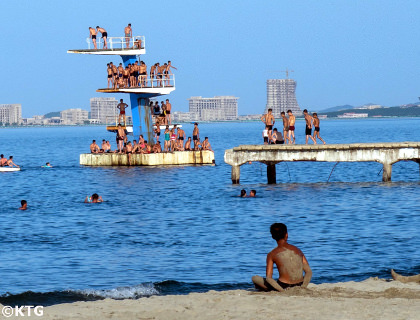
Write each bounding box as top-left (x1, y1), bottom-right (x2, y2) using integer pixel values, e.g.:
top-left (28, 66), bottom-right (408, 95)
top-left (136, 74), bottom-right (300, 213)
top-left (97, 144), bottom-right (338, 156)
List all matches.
top-left (193, 123), bottom-right (200, 149)
top-left (281, 112), bottom-right (291, 144)
top-left (312, 113), bottom-right (326, 144)
top-left (252, 223), bottom-right (312, 291)
top-left (287, 110), bottom-right (296, 144)
top-left (303, 109), bottom-right (317, 145)
top-left (261, 109), bottom-right (275, 142)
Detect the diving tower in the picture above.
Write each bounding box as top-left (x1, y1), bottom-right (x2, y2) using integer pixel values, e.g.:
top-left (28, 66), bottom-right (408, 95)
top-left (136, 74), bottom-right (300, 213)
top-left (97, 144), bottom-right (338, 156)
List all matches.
top-left (68, 35), bottom-right (175, 142)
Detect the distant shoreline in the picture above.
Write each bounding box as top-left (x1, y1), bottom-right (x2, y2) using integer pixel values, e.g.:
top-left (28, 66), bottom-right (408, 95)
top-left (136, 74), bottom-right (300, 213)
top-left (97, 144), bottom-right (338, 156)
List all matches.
top-left (1, 116), bottom-right (420, 129)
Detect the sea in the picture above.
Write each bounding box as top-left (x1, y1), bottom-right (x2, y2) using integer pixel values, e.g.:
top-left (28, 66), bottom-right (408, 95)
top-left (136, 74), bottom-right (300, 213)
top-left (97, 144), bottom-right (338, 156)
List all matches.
top-left (0, 118), bottom-right (419, 306)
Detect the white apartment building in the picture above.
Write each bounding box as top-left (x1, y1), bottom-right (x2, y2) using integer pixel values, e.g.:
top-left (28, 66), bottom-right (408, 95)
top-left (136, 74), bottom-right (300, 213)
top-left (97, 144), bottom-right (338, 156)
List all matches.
top-left (188, 96), bottom-right (238, 121)
top-left (265, 79), bottom-right (302, 117)
top-left (90, 97), bottom-right (119, 124)
top-left (0, 104), bottom-right (22, 125)
top-left (60, 108), bottom-right (89, 125)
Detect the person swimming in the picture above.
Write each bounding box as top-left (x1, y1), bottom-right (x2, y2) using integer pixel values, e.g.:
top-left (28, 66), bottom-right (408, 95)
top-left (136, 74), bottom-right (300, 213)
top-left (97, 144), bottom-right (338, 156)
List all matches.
top-left (240, 189), bottom-right (247, 197)
top-left (84, 193), bottom-right (103, 203)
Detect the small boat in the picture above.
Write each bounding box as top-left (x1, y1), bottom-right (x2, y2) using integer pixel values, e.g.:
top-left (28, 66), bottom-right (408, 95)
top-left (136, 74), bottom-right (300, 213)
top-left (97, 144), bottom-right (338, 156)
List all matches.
top-left (0, 167), bottom-right (20, 172)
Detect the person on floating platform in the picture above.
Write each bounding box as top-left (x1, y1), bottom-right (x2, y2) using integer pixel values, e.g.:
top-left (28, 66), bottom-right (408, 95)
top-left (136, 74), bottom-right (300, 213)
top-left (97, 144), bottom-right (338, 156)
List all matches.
top-left (96, 26), bottom-right (108, 49)
top-left (202, 137), bottom-right (213, 152)
top-left (165, 61), bottom-right (177, 86)
top-left (252, 223), bottom-right (312, 291)
top-left (105, 141), bottom-right (112, 153)
top-left (7, 156), bottom-right (19, 168)
top-left (164, 126), bottom-right (170, 152)
top-left (124, 23), bottom-right (132, 48)
top-left (177, 126), bottom-right (185, 147)
top-left (117, 99), bottom-right (129, 126)
top-left (85, 193), bottom-right (103, 203)
top-left (153, 141), bottom-right (162, 153)
top-left (287, 110), bottom-right (296, 144)
top-left (170, 126), bottom-right (177, 151)
top-left (88, 27), bottom-right (97, 49)
top-left (165, 99), bottom-right (172, 125)
top-left (194, 138), bottom-right (202, 151)
top-left (140, 141), bottom-right (152, 154)
top-left (139, 61), bottom-right (147, 87)
top-left (184, 137), bottom-right (192, 151)
top-left (312, 113), bottom-right (326, 145)
top-left (106, 64), bottom-right (113, 88)
top-left (123, 66), bottom-right (130, 88)
top-left (154, 125), bottom-right (161, 143)
top-left (0, 154), bottom-right (7, 166)
top-left (125, 141), bottom-right (133, 165)
top-left (192, 123), bottom-right (200, 149)
top-left (90, 140), bottom-right (100, 154)
top-left (281, 111), bottom-right (291, 144)
top-left (19, 200), bottom-right (27, 210)
top-left (101, 139), bottom-right (108, 153)
top-left (116, 124), bottom-right (126, 153)
top-left (138, 134), bottom-right (145, 145)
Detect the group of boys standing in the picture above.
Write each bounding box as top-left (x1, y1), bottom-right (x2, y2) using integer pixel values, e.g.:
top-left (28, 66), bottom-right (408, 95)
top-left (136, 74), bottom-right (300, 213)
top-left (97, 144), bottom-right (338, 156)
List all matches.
top-left (106, 60), bottom-right (176, 89)
top-left (261, 109), bottom-right (325, 145)
top-left (89, 23), bottom-right (135, 50)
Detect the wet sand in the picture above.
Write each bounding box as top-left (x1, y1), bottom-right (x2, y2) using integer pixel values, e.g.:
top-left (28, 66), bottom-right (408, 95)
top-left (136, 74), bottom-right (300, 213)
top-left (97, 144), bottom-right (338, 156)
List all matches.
top-left (4, 278), bottom-right (420, 320)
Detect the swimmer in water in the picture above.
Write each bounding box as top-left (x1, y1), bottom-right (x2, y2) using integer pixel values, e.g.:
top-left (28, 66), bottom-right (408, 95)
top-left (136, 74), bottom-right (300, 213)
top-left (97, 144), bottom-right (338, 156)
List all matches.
top-left (84, 193), bottom-right (103, 203)
top-left (252, 223), bottom-right (312, 291)
top-left (42, 162), bottom-right (52, 168)
top-left (19, 200), bottom-right (27, 210)
top-left (249, 190), bottom-right (256, 197)
top-left (240, 189), bottom-right (247, 197)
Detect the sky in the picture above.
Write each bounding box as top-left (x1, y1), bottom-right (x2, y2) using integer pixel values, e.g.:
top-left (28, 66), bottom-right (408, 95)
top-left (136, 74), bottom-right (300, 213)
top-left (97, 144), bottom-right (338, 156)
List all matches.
top-left (1, 0), bottom-right (419, 117)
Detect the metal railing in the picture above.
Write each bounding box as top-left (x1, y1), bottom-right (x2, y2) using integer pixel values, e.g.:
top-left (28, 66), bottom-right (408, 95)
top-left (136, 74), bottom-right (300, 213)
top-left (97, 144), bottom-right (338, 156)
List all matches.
top-left (109, 74), bottom-right (175, 89)
top-left (105, 115), bottom-right (133, 127)
top-left (86, 36), bottom-right (145, 50)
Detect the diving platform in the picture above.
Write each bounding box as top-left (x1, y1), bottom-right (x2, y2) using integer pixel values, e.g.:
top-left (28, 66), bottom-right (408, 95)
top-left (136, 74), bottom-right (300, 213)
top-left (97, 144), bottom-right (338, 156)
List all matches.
top-left (67, 36), bottom-right (146, 55)
top-left (224, 142), bottom-right (420, 184)
top-left (80, 151), bottom-right (215, 166)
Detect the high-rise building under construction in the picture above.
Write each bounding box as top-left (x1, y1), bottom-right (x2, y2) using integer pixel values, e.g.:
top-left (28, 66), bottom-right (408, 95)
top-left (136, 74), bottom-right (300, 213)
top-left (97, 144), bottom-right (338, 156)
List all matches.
top-left (265, 79), bottom-right (302, 117)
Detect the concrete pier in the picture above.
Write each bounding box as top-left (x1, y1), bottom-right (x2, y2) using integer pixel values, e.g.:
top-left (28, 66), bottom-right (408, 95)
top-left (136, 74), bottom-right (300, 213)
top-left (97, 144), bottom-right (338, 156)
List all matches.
top-left (224, 142), bottom-right (420, 184)
top-left (80, 151), bottom-right (215, 166)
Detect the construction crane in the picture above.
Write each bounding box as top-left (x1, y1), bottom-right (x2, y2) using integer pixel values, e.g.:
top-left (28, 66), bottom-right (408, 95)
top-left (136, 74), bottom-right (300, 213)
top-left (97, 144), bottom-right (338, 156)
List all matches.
top-left (268, 68), bottom-right (294, 79)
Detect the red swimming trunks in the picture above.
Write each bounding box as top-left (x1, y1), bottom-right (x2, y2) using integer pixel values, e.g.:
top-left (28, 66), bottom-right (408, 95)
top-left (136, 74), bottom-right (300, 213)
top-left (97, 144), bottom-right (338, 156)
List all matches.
top-left (289, 126), bottom-right (295, 131)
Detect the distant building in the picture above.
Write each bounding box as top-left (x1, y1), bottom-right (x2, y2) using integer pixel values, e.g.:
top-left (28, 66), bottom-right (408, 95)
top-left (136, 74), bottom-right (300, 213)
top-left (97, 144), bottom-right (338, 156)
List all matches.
top-left (337, 113), bottom-right (368, 118)
top-left (172, 111), bottom-right (196, 123)
top-left (0, 104), bottom-right (22, 125)
top-left (60, 108), bottom-right (89, 124)
top-left (265, 79), bottom-right (302, 117)
top-left (90, 97), bottom-right (118, 124)
top-left (188, 96), bottom-right (238, 121)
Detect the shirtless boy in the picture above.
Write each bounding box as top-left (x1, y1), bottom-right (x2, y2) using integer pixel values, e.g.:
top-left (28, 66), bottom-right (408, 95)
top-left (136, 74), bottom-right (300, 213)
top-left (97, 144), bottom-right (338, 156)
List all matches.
top-left (0, 154), bottom-right (7, 166)
top-left (201, 137), bottom-right (213, 151)
top-left (252, 223), bottom-right (312, 291)
top-left (312, 113), bottom-right (326, 144)
top-left (281, 112), bottom-right (291, 144)
top-left (117, 124), bottom-right (126, 153)
top-left (287, 110), bottom-right (296, 144)
top-left (193, 123), bottom-right (199, 149)
top-left (149, 63), bottom-right (157, 86)
top-left (303, 109), bottom-right (317, 145)
top-left (177, 127), bottom-right (185, 150)
top-left (124, 23), bottom-right (132, 48)
top-left (139, 61), bottom-right (147, 87)
top-left (164, 61), bottom-right (177, 86)
top-left (7, 156), bottom-right (19, 168)
top-left (165, 99), bottom-right (172, 124)
top-left (96, 26), bottom-right (108, 49)
top-left (89, 27), bottom-right (97, 49)
top-left (157, 63), bottom-right (165, 87)
top-left (90, 140), bottom-right (100, 153)
top-left (184, 137), bottom-right (192, 151)
top-left (117, 99), bottom-right (129, 125)
top-left (153, 141), bottom-right (162, 153)
top-left (19, 200), bottom-right (27, 210)
top-left (261, 108), bottom-right (275, 142)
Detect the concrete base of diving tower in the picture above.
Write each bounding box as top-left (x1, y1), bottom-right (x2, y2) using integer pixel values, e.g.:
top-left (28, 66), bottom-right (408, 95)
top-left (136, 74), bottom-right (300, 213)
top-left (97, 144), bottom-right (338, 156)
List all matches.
top-left (80, 151), bottom-right (215, 166)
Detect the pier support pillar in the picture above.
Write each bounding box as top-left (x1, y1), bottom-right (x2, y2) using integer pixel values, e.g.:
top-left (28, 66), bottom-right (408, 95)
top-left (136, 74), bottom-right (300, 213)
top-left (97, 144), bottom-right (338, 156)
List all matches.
top-left (382, 163), bottom-right (392, 182)
top-left (267, 163), bottom-right (276, 184)
top-left (231, 165), bottom-right (240, 184)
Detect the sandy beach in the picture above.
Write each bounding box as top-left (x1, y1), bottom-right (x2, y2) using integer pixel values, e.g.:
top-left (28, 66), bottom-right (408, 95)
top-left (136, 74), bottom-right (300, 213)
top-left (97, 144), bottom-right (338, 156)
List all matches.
top-left (4, 278), bottom-right (419, 320)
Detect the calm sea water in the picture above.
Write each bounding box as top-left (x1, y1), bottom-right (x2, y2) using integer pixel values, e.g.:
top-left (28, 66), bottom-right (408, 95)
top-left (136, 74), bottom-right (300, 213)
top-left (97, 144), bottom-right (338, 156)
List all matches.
top-left (0, 118), bottom-right (419, 305)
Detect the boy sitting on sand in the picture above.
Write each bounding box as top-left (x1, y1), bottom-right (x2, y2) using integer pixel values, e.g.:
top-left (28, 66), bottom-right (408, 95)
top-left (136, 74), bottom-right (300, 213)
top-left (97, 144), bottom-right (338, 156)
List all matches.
top-left (252, 223), bottom-right (312, 291)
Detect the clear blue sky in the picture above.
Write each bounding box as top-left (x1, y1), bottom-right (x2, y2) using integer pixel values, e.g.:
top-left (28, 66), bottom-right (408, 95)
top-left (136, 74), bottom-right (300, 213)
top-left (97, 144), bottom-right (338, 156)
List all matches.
top-left (1, 0), bottom-right (419, 117)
